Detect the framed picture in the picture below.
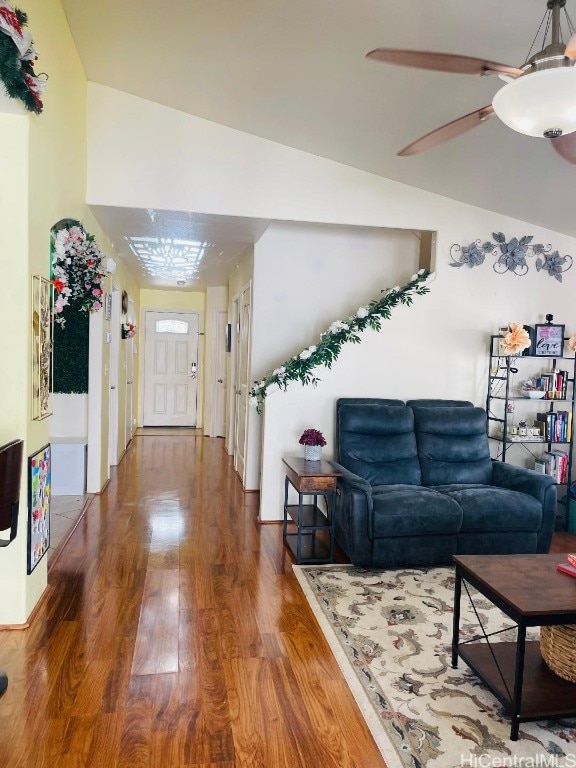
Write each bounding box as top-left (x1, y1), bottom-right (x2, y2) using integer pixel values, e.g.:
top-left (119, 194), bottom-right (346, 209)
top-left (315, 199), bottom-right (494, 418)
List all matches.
top-left (27, 444), bottom-right (51, 574)
top-left (31, 275), bottom-right (53, 421)
top-left (105, 292), bottom-right (112, 321)
top-left (534, 323), bottom-right (565, 357)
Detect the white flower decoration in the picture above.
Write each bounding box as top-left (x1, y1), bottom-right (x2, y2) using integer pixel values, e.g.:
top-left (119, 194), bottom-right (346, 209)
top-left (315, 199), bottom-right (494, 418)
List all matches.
top-left (299, 346), bottom-right (316, 360)
top-left (356, 307), bottom-right (369, 319)
top-left (249, 396), bottom-right (258, 407)
top-left (328, 321), bottom-right (348, 334)
top-left (273, 366), bottom-right (286, 377)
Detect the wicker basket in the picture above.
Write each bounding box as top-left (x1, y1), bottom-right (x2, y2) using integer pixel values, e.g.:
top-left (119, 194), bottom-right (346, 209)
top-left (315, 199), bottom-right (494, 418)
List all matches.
top-left (540, 624), bottom-right (576, 683)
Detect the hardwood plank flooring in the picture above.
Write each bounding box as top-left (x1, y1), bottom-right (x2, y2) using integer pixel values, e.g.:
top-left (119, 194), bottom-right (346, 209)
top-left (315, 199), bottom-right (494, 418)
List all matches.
top-left (0, 436), bottom-right (385, 767)
top-left (0, 434), bottom-right (574, 767)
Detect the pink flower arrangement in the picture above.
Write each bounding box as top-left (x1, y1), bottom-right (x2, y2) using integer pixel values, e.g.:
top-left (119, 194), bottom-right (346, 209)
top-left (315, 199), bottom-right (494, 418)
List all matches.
top-left (500, 322), bottom-right (531, 356)
top-left (51, 223), bottom-right (106, 327)
top-left (298, 428), bottom-right (326, 447)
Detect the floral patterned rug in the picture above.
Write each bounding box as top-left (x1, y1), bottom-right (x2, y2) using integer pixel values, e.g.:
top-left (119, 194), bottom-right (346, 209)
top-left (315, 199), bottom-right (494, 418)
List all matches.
top-left (293, 565), bottom-right (576, 768)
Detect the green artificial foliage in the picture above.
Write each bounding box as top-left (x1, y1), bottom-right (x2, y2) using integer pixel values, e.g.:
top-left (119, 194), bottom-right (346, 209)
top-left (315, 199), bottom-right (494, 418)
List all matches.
top-left (249, 269), bottom-right (432, 412)
top-left (52, 299), bottom-right (89, 394)
top-left (0, 7), bottom-right (44, 114)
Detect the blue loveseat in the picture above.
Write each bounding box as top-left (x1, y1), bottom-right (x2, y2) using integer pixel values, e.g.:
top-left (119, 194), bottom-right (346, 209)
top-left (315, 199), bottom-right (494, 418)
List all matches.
top-left (329, 399), bottom-right (556, 567)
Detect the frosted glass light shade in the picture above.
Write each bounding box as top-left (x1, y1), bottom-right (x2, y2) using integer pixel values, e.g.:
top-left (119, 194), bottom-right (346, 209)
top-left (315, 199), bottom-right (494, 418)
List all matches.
top-left (492, 66), bottom-right (576, 138)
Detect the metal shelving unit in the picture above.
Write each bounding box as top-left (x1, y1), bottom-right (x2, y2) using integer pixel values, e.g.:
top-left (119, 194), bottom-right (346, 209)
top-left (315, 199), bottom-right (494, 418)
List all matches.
top-left (486, 334), bottom-right (576, 529)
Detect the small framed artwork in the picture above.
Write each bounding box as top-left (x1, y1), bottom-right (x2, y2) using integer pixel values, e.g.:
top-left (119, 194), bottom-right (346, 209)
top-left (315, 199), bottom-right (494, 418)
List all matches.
top-left (105, 292), bottom-right (112, 321)
top-left (27, 443), bottom-right (51, 574)
top-left (534, 323), bottom-right (565, 357)
top-left (31, 275), bottom-right (53, 421)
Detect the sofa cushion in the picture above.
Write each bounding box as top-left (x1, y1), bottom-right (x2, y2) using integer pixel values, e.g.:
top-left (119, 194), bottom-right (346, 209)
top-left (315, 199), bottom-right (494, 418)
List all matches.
top-left (371, 485), bottom-right (462, 537)
top-left (338, 403), bottom-right (422, 486)
top-left (413, 406), bottom-right (493, 486)
top-left (432, 484), bottom-right (542, 533)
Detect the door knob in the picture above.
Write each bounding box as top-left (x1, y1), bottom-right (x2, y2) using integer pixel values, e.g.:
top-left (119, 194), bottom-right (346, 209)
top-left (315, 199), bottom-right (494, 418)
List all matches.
top-left (217, 378), bottom-right (224, 383)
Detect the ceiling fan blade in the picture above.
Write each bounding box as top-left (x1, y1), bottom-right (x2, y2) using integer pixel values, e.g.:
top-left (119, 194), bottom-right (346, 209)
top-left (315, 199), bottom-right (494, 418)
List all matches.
top-left (366, 49), bottom-right (522, 77)
top-left (551, 132), bottom-right (576, 163)
top-left (565, 33), bottom-right (576, 59)
top-left (398, 105), bottom-right (495, 157)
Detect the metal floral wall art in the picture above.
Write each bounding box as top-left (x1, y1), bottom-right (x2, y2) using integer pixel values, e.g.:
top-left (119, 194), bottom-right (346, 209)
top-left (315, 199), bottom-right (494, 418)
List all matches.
top-left (450, 232), bottom-right (572, 282)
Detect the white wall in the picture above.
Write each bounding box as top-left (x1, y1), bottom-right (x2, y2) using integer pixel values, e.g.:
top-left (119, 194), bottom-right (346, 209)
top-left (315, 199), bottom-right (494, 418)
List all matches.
top-left (259, 237), bottom-right (576, 519)
top-left (86, 83), bottom-right (576, 513)
top-left (245, 221), bottom-right (420, 491)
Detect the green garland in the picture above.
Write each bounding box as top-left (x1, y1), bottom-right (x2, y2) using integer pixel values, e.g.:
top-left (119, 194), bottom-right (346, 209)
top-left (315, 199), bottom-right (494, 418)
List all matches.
top-left (249, 269), bottom-right (432, 412)
top-left (0, 4), bottom-right (45, 113)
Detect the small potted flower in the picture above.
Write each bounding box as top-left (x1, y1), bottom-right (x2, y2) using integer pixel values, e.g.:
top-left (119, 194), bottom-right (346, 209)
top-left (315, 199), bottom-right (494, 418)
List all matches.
top-left (299, 428), bottom-right (326, 462)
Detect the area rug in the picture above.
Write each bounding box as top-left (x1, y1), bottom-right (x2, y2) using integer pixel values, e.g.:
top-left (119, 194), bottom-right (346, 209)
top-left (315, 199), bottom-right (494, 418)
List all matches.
top-left (293, 565), bottom-right (576, 768)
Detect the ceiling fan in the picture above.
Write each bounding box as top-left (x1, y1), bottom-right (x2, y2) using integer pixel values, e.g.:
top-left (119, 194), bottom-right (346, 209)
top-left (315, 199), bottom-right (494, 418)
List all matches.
top-left (367, 0), bottom-right (576, 162)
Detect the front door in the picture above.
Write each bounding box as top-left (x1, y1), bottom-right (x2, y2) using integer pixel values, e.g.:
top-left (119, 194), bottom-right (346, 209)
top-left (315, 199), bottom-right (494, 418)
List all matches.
top-left (143, 310), bottom-right (199, 426)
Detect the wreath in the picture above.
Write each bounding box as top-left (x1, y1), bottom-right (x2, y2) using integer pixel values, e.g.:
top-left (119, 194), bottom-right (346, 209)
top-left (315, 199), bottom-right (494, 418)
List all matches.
top-left (0, 2), bottom-right (46, 113)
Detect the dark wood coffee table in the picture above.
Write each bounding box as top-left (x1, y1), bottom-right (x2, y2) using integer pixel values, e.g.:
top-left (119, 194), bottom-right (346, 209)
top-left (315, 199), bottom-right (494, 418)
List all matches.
top-left (451, 553), bottom-right (576, 740)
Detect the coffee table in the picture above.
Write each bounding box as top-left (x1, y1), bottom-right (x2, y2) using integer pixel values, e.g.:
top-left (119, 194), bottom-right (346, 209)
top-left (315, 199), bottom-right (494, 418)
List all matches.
top-left (451, 553), bottom-right (576, 741)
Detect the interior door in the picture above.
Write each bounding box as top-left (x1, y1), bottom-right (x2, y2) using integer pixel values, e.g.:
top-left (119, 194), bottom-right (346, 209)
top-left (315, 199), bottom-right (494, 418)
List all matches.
top-left (143, 311), bottom-right (199, 427)
top-left (108, 286), bottom-right (121, 467)
top-left (124, 297), bottom-right (135, 447)
top-left (233, 284), bottom-right (251, 480)
top-left (212, 310), bottom-right (228, 437)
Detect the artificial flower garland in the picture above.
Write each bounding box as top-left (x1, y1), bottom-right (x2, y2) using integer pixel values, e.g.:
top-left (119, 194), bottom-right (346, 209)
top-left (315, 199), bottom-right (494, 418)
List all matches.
top-left (51, 223), bottom-right (106, 327)
top-left (0, 2), bottom-right (46, 113)
top-left (249, 269), bottom-right (432, 412)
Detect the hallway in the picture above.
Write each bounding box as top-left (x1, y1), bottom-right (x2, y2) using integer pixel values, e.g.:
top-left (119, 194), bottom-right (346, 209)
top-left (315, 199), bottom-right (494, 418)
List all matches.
top-left (0, 434), bottom-right (382, 767)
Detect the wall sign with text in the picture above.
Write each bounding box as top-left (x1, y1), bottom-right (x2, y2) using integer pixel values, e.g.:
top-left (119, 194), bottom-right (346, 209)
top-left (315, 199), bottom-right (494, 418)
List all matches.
top-left (534, 324), bottom-right (565, 357)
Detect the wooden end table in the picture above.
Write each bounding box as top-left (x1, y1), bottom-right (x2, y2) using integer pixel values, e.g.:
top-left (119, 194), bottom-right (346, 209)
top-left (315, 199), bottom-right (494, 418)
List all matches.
top-left (451, 553), bottom-right (576, 740)
top-left (282, 456), bottom-right (341, 564)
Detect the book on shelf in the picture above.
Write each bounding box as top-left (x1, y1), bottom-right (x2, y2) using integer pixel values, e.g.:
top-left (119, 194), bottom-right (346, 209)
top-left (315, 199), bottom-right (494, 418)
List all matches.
top-left (543, 450), bottom-right (568, 483)
top-left (533, 458), bottom-right (546, 474)
top-left (534, 411), bottom-right (572, 443)
top-left (536, 369), bottom-right (569, 399)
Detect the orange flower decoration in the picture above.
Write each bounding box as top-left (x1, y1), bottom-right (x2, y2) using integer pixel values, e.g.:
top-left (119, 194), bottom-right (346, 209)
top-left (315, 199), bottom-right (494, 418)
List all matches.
top-left (568, 334), bottom-right (576, 352)
top-left (501, 322), bottom-right (531, 355)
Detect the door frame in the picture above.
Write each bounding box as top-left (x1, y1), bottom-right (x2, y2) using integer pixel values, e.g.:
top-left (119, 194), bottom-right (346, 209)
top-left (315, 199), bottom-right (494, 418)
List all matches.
top-left (140, 308), bottom-right (202, 428)
top-left (208, 308), bottom-right (228, 438)
top-left (226, 295), bottom-right (239, 456)
top-left (108, 283), bottom-right (121, 469)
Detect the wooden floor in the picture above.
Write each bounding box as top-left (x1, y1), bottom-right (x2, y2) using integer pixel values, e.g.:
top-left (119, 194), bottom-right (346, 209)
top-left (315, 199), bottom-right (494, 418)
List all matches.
top-left (0, 435), bottom-right (384, 768)
top-left (1, 435), bottom-right (575, 767)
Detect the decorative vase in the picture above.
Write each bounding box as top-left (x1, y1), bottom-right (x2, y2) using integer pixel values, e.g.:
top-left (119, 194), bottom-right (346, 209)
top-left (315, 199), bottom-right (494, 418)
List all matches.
top-left (303, 444), bottom-right (322, 462)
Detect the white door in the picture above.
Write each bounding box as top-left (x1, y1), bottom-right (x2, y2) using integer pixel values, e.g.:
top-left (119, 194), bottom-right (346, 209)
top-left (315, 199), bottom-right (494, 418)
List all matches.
top-left (108, 286), bottom-right (121, 467)
top-left (233, 284), bottom-right (251, 481)
top-left (124, 297), bottom-right (135, 447)
top-left (143, 311), bottom-right (199, 426)
top-left (211, 310), bottom-right (228, 437)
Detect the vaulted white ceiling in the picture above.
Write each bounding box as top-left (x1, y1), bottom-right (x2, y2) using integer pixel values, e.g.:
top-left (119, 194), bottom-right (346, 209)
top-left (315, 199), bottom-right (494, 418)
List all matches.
top-left (62, 0), bottom-right (576, 286)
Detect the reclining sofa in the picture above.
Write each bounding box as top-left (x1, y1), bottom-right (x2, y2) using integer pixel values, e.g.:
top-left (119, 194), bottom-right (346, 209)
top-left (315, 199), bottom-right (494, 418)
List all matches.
top-left (330, 398), bottom-right (557, 567)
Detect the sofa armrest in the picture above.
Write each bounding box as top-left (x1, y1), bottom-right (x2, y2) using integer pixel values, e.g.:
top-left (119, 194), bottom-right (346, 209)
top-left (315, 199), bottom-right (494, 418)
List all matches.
top-left (328, 461), bottom-right (374, 565)
top-left (328, 461), bottom-right (373, 511)
top-left (491, 460), bottom-right (555, 500)
top-left (491, 460), bottom-right (557, 553)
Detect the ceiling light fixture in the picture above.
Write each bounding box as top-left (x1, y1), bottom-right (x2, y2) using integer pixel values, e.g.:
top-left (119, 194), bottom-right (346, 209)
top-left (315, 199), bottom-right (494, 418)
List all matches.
top-left (492, 0), bottom-right (576, 138)
top-left (126, 236), bottom-right (208, 280)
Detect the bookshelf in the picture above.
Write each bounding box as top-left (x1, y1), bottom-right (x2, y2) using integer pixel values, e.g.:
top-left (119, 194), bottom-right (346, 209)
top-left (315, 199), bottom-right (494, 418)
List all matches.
top-left (486, 334), bottom-right (576, 522)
